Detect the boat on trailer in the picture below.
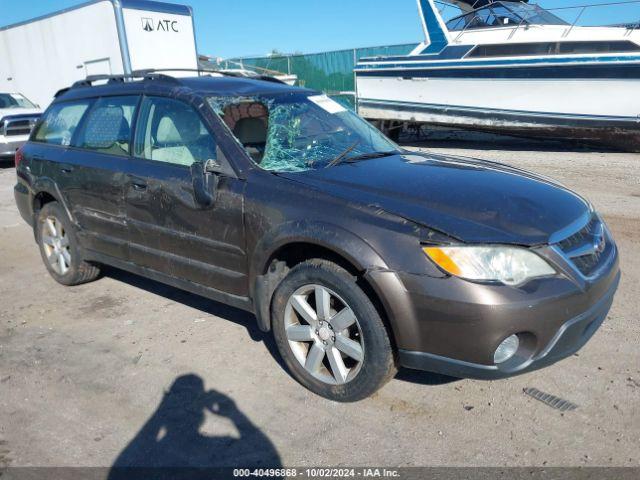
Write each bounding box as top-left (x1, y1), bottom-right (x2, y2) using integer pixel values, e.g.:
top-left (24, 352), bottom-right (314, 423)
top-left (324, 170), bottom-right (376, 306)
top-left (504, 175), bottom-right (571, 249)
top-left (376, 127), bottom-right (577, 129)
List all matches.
top-left (355, 0), bottom-right (640, 150)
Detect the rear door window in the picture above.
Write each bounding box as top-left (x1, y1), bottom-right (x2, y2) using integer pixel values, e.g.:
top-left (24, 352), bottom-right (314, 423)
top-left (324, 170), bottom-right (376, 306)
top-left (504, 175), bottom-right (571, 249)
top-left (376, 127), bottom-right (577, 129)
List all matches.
top-left (74, 96), bottom-right (139, 156)
top-left (33, 100), bottom-right (93, 146)
top-left (133, 96), bottom-right (216, 166)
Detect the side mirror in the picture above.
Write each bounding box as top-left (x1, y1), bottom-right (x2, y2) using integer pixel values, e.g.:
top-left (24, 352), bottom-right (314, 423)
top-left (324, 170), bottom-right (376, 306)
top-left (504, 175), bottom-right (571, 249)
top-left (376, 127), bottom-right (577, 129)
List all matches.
top-left (190, 160), bottom-right (219, 208)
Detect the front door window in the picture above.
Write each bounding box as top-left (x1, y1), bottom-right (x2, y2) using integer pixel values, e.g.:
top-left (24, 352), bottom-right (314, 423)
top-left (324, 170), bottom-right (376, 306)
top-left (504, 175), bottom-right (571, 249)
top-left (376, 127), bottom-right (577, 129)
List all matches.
top-left (134, 96), bottom-right (216, 166)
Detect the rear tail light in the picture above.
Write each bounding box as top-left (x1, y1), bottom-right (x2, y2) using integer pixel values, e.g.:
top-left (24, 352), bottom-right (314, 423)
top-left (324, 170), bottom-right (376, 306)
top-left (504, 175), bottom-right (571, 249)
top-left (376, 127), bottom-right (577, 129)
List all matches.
top-left (14, 147), bottom-right (24, 168)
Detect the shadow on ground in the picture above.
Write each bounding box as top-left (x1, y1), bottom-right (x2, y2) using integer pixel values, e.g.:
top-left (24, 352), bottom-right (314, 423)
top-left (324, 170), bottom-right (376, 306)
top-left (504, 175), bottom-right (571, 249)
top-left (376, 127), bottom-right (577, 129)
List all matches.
top-left (105, 267), bottom-right (459, 389)
top-left (394, 368), bottom-right (459, 386)
top-left (102, 267), bottom-right (286, 370)
top-left (107, 374), bottom-right (282, 479)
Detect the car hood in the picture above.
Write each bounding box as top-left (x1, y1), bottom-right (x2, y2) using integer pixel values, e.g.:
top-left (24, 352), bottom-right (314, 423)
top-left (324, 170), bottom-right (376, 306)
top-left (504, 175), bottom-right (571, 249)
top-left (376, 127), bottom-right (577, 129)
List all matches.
top-left (279, 152), bottom-right (590, 245)
top-left (0, 108), bottom-right (41, 119)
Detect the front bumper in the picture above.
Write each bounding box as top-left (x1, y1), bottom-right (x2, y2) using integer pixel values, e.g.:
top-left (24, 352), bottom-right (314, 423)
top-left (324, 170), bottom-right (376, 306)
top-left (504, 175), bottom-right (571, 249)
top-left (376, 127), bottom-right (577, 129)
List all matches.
top-left (366, 238), bottom-right (620, 380)
top-left (0, 134), bottom-right (28, 157)
top-left (398, 271), bottom-right (620, 379)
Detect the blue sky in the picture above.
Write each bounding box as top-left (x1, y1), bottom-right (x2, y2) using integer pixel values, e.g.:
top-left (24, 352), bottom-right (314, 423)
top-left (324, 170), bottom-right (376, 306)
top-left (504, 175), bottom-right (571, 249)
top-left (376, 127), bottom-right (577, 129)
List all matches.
top-left (1, 1), bottom-right (638, 58)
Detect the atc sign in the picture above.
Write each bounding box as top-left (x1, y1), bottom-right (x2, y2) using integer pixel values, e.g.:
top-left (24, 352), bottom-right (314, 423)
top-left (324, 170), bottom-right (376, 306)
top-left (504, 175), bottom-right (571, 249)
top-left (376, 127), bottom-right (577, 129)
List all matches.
top-left (141, 17), bottom-right (179, 33)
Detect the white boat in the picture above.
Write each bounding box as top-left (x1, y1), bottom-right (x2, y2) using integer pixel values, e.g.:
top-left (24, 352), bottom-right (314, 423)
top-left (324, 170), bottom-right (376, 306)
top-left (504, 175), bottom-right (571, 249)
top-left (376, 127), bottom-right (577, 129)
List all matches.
top-left (355, 0), bottom-right (640, 150)
top-left (199, 56), bottom-right (299, 86)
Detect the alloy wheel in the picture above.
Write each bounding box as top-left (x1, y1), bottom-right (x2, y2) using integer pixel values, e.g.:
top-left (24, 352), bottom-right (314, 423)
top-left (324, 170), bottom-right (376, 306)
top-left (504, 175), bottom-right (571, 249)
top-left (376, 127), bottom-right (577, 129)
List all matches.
top-left (41, 215), bottom-right (71, 276)
top-left (284, 284), bottom-right (365, 385)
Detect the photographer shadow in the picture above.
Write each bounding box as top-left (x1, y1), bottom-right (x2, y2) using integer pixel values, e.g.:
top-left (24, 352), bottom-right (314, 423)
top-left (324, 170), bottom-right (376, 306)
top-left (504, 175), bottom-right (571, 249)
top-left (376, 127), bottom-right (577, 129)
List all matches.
top-left (108, 374), bottom-right (282, 480)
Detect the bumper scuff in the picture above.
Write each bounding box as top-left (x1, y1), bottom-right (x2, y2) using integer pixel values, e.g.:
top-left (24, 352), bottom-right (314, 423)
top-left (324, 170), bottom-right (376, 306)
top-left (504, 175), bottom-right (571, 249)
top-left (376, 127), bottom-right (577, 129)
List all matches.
top-left (398, 271), bottom-right (620, 380)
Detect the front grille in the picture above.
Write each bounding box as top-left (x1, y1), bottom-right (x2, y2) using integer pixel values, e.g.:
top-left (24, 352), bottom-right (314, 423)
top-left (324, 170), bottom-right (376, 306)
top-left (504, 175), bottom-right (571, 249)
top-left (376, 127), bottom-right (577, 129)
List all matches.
top-left (556, 215), bottom-right (612, 277)
top-left (1, 115), bottom-right (40, 137)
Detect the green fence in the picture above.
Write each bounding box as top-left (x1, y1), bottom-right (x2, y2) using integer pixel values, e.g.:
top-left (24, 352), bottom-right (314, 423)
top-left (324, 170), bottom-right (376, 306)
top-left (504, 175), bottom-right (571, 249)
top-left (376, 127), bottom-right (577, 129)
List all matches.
top-left (220, 43), bottom-right (419, 106)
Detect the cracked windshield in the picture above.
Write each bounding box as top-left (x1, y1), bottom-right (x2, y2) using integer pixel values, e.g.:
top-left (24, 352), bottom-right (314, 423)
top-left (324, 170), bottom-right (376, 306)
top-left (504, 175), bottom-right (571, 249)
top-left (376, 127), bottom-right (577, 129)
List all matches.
top-left (208, 93), bottom-right (399, 172)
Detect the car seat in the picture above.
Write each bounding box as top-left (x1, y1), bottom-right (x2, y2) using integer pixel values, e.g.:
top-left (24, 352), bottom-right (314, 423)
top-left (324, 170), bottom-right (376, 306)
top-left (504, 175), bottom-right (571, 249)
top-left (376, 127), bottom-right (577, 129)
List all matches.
top-left (232, 117), bottom-right (268, 163)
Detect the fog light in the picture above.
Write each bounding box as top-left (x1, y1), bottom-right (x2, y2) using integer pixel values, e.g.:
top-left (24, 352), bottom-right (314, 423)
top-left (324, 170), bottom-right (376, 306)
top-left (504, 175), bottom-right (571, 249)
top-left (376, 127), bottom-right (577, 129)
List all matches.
top-left (494, 334), bottom-right (519, 364)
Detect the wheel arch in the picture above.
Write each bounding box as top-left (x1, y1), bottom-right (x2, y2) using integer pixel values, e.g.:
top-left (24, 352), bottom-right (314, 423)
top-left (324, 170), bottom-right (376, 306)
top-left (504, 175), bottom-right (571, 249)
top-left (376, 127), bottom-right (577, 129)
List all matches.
top-left (31, 178), bottom-right (75, 230)
top-left (33, 190), bottom-right (57, 213)
top-left (30, 180), bottom-right (62, 239)
top-left (251, 221), bottom-right (402, 350)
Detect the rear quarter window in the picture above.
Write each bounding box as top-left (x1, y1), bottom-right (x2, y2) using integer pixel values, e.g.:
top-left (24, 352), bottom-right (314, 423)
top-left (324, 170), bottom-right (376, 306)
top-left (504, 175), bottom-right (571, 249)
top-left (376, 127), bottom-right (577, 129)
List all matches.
top-left (33, 100), bottom-right (93, 146)
top-left (74, 96), bottom-right (139, 157)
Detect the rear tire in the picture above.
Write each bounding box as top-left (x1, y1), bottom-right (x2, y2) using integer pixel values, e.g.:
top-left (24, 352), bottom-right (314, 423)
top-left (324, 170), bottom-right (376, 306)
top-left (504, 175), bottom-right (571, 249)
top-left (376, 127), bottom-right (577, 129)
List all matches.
top-left (271, 259), bottom-right (396, 402)
top-left (36, 202), bottom-right (100, 286)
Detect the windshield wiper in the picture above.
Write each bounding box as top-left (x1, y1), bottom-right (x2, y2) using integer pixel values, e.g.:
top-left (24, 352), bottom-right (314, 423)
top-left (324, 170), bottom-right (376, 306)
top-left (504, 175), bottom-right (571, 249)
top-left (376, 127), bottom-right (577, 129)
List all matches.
top-left (325, 140), bottom-right (360, 168)
top-left (344, 150), bottom-right (401, 163)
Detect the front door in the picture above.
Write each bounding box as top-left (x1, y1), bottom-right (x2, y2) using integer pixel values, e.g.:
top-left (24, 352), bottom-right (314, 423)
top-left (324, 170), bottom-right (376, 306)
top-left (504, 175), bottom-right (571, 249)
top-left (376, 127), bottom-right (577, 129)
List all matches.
top-left (125, 95), bottom-right (248, 297)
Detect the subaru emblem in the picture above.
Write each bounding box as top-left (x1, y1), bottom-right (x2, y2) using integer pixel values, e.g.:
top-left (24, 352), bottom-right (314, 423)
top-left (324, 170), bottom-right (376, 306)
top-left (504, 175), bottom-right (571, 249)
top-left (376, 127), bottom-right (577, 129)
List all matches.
top-left (593, 225), bottom-right (606, 254)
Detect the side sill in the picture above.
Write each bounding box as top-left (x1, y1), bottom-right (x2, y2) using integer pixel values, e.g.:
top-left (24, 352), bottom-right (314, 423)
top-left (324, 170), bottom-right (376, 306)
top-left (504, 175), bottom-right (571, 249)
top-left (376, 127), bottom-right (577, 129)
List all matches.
top-left (84, 249), bottom-right (255, 314)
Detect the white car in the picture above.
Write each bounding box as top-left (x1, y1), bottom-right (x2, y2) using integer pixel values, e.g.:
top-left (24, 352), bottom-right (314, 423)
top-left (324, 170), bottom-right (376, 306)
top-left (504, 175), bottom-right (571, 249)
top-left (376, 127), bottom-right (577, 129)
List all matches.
top-left (0, 93), bottom-right (41, 159)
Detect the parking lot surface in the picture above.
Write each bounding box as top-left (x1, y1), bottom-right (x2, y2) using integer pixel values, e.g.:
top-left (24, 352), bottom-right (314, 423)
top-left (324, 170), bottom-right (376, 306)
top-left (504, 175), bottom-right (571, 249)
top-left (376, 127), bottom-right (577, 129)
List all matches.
top-left (1, 139), bottom-right (639, 469)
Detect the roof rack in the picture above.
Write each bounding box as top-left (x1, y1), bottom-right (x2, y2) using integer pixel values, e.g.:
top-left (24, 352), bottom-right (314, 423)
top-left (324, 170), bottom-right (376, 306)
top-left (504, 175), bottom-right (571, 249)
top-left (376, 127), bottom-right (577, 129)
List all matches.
top-left (54, 68), bottom-right (288, 98)
top-left (71, 70), bottom-right (181, 88)
top-left (143, 68), bottom-right (288, 84)
top-left (54, 70), bottom-right (184, 97)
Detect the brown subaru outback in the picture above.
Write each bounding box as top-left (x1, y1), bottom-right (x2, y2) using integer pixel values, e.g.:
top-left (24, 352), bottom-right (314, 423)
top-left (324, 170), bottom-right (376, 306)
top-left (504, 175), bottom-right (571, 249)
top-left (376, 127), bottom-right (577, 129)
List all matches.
top-left (14, 72), bottom-right (620, 401)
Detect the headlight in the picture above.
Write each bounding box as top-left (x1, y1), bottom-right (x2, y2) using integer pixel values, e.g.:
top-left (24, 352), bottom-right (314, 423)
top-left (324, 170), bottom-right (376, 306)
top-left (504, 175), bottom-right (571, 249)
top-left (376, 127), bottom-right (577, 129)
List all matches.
top-left (423, 245), bottom-right (555, 286)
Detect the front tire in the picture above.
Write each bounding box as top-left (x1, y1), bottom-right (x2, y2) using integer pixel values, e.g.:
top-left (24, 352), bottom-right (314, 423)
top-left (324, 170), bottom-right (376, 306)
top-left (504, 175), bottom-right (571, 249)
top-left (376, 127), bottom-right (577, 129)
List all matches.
top-left (36, 202), bottom-right (100, 286)
top-left (271, 259), bottom-right (396, 402)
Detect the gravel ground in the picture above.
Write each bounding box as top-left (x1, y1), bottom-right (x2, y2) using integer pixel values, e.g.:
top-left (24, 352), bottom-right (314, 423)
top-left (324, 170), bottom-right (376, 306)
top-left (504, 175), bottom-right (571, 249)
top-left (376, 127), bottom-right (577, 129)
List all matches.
top-left (0, 138), bottom-right (639, 470)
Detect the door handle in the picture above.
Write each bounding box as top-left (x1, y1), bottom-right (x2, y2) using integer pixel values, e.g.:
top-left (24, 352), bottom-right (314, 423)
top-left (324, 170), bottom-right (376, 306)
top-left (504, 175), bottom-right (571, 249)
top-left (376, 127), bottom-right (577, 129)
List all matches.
top-left (127, 175), bottom-right (148, 191)
top-left (60, 164), bottom-right (74, 174)
top-left (131, 180), bottom-right (147, 191)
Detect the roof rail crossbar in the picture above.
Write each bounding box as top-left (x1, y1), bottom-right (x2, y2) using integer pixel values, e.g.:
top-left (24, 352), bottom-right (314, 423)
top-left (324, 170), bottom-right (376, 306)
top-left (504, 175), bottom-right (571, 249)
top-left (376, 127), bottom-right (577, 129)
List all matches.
top-left (141, 68), bottom-right (288, 84)
top-left (85, 74), bottom-right (124, 82)
top-left (68, 71), bottom-right (181, 91)
top-left (131, 71), bottom-right (182, 84)
top-left (255, 75), bottom-right (287, 85)
top-left (140, 68), bottom-right (228, 75)
top-left (62, 67), bottom-right (288, 96)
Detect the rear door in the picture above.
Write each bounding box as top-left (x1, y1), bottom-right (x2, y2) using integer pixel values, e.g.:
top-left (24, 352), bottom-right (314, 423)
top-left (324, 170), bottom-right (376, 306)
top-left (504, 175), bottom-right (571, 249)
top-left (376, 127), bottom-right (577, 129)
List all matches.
top-left (30, 98), bottom-right (94, 186)
top-left (125, 95), bottom-right (248, 296)
top-left (43, 95), bottom-right (139, 260)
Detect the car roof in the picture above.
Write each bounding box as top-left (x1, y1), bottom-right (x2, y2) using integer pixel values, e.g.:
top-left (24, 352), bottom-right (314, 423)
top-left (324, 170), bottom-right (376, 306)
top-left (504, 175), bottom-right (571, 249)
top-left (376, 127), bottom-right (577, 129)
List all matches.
top-left (55, 75), bottom-right (318, 103)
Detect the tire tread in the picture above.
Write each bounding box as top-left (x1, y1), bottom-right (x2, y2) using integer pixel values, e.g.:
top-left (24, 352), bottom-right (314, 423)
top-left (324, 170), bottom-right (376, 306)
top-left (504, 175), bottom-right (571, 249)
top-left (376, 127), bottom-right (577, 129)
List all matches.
top-left (36, 202), bottom-right (101, 286)
top-left (271, 258), bottom-right (397, 402)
